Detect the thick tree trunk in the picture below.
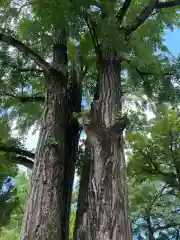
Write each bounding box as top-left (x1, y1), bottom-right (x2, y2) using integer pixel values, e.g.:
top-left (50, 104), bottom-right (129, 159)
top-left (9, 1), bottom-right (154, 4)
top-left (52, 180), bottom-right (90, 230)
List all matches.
top-left (20, 30), bottom-right (82, 240)
top-left (85, 57), bottom-right (131, 239)
top-left (20, 75), bottom-right (68, 240)
top-left (73, 139), bottom-right (92, 240)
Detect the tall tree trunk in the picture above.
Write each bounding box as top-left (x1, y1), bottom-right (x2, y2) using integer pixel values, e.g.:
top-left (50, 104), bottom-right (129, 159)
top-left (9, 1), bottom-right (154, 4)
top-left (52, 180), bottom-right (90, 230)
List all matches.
top-left (20, 30), bottom-right (82, 240)
top-left (63, 75), bottom-right (82, 240)
top-left (146, 213), bottom-right (154, 240)
top-left (20, 75), bottom-right (69, 240)
top-left (73, 139), bottom-right (92, 240)
top-left (85, 57), bottom-right (131, 239)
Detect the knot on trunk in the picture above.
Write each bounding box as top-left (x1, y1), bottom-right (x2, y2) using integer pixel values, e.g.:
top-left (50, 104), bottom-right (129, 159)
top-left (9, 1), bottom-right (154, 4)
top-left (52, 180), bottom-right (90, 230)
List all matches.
top-left (110, 115), bottom-right (129, 139)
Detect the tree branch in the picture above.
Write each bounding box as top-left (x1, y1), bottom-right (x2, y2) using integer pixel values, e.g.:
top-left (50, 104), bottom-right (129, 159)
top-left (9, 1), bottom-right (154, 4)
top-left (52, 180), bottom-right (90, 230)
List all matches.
top-left (157, 0), bottom-right (180, 9)
top-left (155, 223), bottom-right (178, 231)
top-left (18, 68), bottom-right (43, 73)
top-left (124, 0), bottom-right (158, 35)
top-left (12, 155), bottom-right (34, 169)
top-left (121, 56), bottom-right (172, 79)
top-left (0, 91), bottom-right (45, 103)
top-left (116, 0), bottom-right (132, 26)
top-left (123, 0), bottom-right (180, 35)
top-left (84, 13), bottom-right (102, 61)
top-left (0, 33), bottom-right (65, 81)
top-left (0, 142), bottom-right (35, 159)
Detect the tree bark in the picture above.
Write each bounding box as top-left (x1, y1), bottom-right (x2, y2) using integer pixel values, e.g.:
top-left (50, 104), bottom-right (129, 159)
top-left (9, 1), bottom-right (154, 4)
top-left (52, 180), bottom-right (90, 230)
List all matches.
top-left (20, 30), bottom-right (82, 240)
top-left (20, 74), bottom-right (68, 240)
top-left (73, 139), bottom-right (92, 240)
top-left (146, 213), bottom-right (154, 240)
top-left (85, 57), bottom-right (131, 239)
top-left (62, 76), bottom-right (82, 240)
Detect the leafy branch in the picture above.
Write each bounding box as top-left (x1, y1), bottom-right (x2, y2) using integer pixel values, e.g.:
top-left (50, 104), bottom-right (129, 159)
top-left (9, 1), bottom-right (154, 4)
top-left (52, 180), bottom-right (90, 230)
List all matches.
top-left (0, 142), bottom-right (35, 159)
top-left (0, 91), bottom-right (45, 103)
top-left (157, 0), bottom-right (180, 9)
top-left (122, 0), bottom-right (180, 35)
top-left (0, 142), bottom-right (34, 169)
top-left (121, 56), bottom-right (172, 79)
top-left (124, 0), bottom-right (158, 35)
top-left (11, 155), bottom-right (34, 169)
top-left (0, 33), bottom-right (66, 83)
top-left (116, 0), bottom-right (132, 26)
top-left (83, 12), bottom-right (102, 60)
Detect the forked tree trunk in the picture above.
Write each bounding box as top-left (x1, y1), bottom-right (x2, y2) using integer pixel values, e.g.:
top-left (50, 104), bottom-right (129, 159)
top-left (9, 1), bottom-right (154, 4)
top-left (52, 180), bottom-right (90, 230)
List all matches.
top-left (85, 57), bottom-right (131, 239)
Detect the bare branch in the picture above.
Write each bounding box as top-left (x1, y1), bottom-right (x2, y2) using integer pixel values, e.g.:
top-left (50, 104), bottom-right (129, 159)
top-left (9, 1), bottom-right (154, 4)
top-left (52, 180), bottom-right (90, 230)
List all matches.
top-left (116, 0), bottom-right (132, 26)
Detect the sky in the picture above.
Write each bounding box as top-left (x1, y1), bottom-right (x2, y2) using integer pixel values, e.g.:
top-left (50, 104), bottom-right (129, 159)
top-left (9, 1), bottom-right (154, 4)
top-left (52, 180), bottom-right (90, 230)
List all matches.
top-left (24, 29), bottom-right (180, 151)
top-left (164, 29), bottom-right (180, 56)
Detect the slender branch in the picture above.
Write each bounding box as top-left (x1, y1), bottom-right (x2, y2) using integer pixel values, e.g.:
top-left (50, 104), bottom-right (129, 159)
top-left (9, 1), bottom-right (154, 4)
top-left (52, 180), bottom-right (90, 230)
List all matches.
top-left (121, 56), bottom-right (172, 78)
top-left (0, 91), bottom-right (45, 103)
top-left (12, 155), bottom-right (34, 169)
top-left (84, 13), bottom-right (102, 60)
top-left (116, 0), bottom-right (132, 26)
top-left (137, 149), bottom-right (168, 176)
top-left (123, 0), bottom-right (180, 35)
top-left (169, 128), bottom-right (180, 192)
top-left (150, 184), bottom-right (168, 207)
top-left (0, 60), bottom-right (43, 75)
top-left (18, 68), bottom-right (43, 73)
top-left (157, 0), bottom-right (180, 9)
top-left (0, 142), bottom-right (35, 159)
top-left (155, 223), bottom-right (178, 231)
top-left (0, 33), bottom-right (65, 81)
top-left (124, 0), bottom-right (158, 35)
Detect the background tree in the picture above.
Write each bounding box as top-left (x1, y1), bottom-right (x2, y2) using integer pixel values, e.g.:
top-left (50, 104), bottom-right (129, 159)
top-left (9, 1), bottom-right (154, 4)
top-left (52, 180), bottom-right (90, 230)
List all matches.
top-left (126, 105), bottom-right (180, 239)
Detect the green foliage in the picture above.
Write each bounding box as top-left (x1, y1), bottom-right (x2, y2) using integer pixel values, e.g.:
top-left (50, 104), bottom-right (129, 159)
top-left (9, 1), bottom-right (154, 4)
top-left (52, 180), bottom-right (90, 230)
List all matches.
top-left (0, 0), bottom-right (180, 239)
top-left (127, 105), bottom-right (180, 238)
top-left (0, 173), bottom-right (29, 240)
top-left (0, 0), bottom-right (179, 138)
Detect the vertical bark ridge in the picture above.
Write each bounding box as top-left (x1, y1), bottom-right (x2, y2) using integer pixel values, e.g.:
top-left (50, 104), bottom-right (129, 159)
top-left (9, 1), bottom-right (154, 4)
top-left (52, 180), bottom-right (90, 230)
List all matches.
top-left (85, 57), bottom-right (131, 240)
top-left (20, 76), bottom-right (67, 240)
top-left (73, 139), bottom-right (92, 240)
top-left (62, 75), bottom-right (82, 240)
top-left (21, 29), bottom-right (82, 240)
top-left (99, 58), bottom-right (122, 128)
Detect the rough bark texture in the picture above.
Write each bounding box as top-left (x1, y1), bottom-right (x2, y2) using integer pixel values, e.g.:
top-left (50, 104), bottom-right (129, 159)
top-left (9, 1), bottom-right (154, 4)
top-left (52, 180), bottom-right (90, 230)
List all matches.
top-left (85, 57), bottom-right (131, 240)
top-left (20, 75), bottom-right (67, 240)
top-left (62, 76), bottom-right (82, 240)
top-left (73, 139), bottom-right (92, 240)
top-left (20, 30), bottom-right (82, 240)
